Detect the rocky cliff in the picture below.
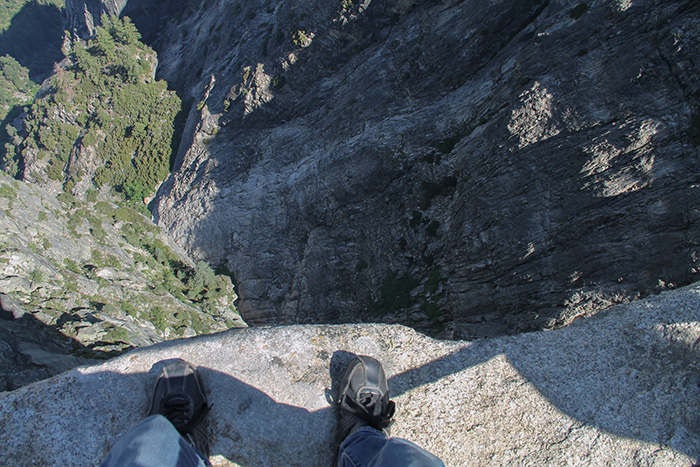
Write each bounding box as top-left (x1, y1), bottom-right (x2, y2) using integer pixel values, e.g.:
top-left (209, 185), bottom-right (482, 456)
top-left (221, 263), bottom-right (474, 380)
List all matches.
top-left (63, 0), bottom-right (186, 42)
top-left (0, 172), bottom-right (245, 391)
top-left (1, 282), bottom-right (699, 466)
top-left (75, 0), bottom-right (697, 338)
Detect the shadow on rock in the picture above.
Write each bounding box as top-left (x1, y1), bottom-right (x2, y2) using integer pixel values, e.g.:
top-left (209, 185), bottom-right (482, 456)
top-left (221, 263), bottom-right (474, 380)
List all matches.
top-left (0, 1), bottom-right (64, 82)
top-left (0, 292), bottom-right (105, 391)
top-left (0, 293), bottom-right (699, 465)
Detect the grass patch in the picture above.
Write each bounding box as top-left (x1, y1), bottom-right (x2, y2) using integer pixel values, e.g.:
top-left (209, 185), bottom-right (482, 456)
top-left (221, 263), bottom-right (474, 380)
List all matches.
top-left (105, 326), bottom-right (128, 342)
top-left (689, 114), bottom-right (700, 146)
top-left (120, 300), bottom-right (139, 318)
top-left (0, 183), bottom-right (17, 199)
top-left (150, 306), bottom-right (167, 331)
top-left (569, 2), bottom-right (588, 20)
top-left (63, 258), bottom-right (81, 274)
top-left (369, 271), bottom-right (420, 315)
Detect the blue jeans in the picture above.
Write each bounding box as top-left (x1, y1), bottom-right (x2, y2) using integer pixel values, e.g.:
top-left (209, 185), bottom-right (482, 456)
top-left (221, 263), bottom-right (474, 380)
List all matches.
top-left (102, 416), bottom-right (443, 467)
top-left (338, 427), bottom-right (445, 467)
top-left (101, 415), bottom-right (210, 467)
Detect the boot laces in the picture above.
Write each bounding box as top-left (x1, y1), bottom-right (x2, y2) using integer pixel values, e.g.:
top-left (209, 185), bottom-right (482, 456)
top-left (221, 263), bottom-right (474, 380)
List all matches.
top-left (343, 390), bottom-right (395, 430)
top-left (162, 395), bottom-right (192, 430)
top-left (162, 395), bottom-right (210, 434)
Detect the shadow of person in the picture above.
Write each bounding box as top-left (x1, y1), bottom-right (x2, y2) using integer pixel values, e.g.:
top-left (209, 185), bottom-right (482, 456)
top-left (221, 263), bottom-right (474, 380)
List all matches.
top-left (382, 287), bottom-right (700, 463)
top-left (504, 294), bottom-right (700, 457)
top-left (0, 356), bottom-right (337, 466)
top-left (198, 365), bottom-right (336, 466)
top-left (1, 295), bottom-right (699, 466)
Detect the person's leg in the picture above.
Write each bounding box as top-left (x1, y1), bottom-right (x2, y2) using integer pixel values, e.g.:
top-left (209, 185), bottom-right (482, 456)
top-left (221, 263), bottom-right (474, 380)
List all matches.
top-left (101, 414), bottom-right (208, 467)
top-left (101, 360), bottom-right (212, 467)
top-left (338, 426), bottom-right (445, 467)
top-left (336, 356), bottom-right (445, 467)
top-left (338, 427), bottom-right (390, 467)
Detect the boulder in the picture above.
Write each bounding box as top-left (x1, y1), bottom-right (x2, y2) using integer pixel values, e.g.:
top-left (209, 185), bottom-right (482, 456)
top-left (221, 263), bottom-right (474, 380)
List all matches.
top-left (2, 282), bottom-right (699, 465)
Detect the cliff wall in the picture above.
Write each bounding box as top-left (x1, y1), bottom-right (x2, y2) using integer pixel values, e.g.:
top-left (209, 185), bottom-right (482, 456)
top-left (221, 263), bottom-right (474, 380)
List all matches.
top-left (61, 0), bottom-right (700, 338)
top-left (135, 0), bottom-right (700, 337)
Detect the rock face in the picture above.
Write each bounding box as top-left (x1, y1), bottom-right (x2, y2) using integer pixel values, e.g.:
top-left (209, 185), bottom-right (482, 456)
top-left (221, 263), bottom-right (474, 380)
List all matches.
top-left (63, 0), bottom-right (127, 37)
top-left (135, 0), bottom-right (700, 337)
top-left (0, 173), bottom-right (245, 390)
top-left (1, 282), bottom-right (699, 466)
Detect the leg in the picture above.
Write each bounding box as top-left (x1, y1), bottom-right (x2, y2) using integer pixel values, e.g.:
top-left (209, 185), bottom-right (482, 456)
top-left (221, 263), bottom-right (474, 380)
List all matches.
top-left (102, 360), bottom-right (212, 467)
top-left (336, 356), bottom-right (445, 467)
top-left (338, 427), bottom-right (445, 467)
top-left (101, 414), bottom-right (209, 467)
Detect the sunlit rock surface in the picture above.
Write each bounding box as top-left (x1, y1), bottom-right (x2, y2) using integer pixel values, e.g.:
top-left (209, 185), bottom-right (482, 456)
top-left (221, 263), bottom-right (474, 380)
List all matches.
top-left (1, 282), bottom-right (699, 466)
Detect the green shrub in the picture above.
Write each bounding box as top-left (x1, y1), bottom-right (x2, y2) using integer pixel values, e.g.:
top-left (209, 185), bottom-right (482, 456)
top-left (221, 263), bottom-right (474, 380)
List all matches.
top-left (150, 306), bottom-right (167, 331)
top-left (0, 183), bottom-right (16, 199)
top-left (122, 180), bottom-right (146, 201)
top-left (569, 3), bottom-right (588, 19)
top-left (427, 268), bottom-right (442, 294)
top-left (29, 268), bottom-right (43, 283)
top-left (63, 273), bottom-right (78, 292)
top-left (0, 54), bottom-right (37, 125)
top-left (63, 258), bottom-right (81, 274)
top-left (10, 14), bottom-right (180, 200)
top-left (689, 114), bottom-right (700, 146)
top-left (95, 201), bottom-right (115, 216)
top-left (271, 75), bottom-right (286, 89)
top-left (114, 206), bottom-right (143, 223)
top-left (292, 30), bottom-right (309, 47)
top-left (105, 326), bottom-right (128, 342)
top-left (369, 271), bottom-right (420, 315)
top-left (120, 300), bottom-right (139, 317)
top-left (56, 192), bottom-right (76, 207)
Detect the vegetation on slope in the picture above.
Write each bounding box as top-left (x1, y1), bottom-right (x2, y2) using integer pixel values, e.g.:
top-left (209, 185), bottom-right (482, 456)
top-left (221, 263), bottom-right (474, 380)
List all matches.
top-left (0, 0), bottom-right (64, 160)
top-left (0, 173), bottom-right (244, 359)
top-left (0, 55), bottom-right (36, 122)
top-left (0, 10), bottom-right (245, 371)
top-left (4, 15), bottom-right (181, 205)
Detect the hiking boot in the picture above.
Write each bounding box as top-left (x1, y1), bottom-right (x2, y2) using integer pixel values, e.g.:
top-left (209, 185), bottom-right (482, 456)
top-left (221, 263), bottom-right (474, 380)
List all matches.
top-left (148, 360), bottom-right (211, 458)
top-left (337, 355), bottom-right (396, 441)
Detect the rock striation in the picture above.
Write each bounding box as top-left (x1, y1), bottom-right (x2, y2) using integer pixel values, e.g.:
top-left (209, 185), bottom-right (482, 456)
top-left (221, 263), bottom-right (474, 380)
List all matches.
top-left (1, 281), bottom-right (699, 466)
top-left (131, 0), bottom-right (700, 337)
top-left (63, 0), bottom-right (127, 37)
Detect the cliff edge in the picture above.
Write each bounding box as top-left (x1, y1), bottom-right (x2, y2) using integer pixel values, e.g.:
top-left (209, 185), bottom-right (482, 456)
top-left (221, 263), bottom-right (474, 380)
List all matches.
top-left (1, 282), bottom-right (699, 466)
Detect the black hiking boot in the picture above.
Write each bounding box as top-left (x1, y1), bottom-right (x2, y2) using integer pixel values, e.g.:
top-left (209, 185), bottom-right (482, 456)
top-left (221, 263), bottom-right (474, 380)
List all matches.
top-left (337, 355), bottom-right (396, 442)
top-left (148, 360), bottom-right (211, 458)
